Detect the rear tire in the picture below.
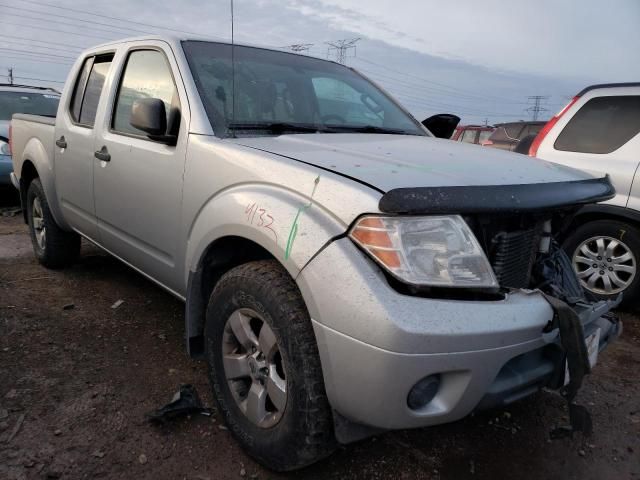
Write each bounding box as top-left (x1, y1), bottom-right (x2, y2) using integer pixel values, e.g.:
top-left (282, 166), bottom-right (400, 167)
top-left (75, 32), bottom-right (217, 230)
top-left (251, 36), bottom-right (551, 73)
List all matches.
top-left (26, 178), bottom-right (80, 269)
top-left (204, 260), bottom-right (335, 471)
top-left (563, 219), bottom-right (639, 308)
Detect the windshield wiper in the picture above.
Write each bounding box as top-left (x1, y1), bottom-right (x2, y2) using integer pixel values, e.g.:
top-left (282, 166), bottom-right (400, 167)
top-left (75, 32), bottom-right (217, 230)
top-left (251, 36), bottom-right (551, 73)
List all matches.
top-left (324, 124), bottom-right (417, 135)
top-left (227, 122), bottom-right (326, 134)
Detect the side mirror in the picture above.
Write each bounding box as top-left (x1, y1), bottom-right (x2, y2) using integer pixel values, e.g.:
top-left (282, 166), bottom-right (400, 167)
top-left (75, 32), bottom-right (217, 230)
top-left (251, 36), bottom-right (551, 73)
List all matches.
top-left (421, 114), bottom-right (461, 139)
top-left (130, 98), bottom-right (175, 144)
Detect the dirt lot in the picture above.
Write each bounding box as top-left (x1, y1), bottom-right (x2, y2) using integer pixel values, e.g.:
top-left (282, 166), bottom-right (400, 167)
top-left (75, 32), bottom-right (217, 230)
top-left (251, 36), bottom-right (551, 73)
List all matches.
top-left (1, 203), bottom-right (639, 480)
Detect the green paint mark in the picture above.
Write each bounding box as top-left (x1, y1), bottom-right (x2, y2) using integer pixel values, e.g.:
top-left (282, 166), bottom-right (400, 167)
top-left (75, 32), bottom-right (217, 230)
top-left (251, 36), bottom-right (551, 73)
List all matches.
top-left (285, 176), bottom-right (320, 260)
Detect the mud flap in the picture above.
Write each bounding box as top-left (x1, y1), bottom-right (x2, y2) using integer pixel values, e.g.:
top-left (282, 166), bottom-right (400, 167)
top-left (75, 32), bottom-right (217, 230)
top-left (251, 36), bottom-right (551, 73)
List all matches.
top-left (542, 294), bottom-right (593, 438)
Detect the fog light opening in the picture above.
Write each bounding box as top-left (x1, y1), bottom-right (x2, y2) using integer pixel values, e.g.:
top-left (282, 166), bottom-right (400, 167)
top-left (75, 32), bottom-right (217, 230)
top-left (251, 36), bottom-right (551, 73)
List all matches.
top-left (407, 374), bottom-right (441, 411)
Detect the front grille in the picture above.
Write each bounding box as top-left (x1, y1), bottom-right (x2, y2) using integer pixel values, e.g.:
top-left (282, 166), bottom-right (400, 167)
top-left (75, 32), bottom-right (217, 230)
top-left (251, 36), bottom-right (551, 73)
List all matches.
top-left (490, 228), bottom-right (540, 289)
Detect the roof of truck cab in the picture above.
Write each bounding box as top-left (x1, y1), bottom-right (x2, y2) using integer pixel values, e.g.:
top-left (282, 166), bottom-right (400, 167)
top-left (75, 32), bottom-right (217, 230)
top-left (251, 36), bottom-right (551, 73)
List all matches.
top-left (577, 82), bottom-right (640, 96)
top-left (85, 35), bottom-right (308, 57)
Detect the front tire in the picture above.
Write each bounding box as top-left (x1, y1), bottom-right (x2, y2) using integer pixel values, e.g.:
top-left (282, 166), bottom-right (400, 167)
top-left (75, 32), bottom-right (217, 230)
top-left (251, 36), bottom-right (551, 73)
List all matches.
top-left (204, 260), bottom-right (335, 471)
top-left (563, 219), bottom-right (639, 307)
top-left (26, 178), bottom-right (80, 269)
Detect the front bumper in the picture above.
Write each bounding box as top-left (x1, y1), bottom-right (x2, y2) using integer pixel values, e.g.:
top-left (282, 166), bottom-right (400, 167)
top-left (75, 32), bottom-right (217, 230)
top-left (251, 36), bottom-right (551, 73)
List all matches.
top-left (0, 154), bottom-right (12, 186)
top-left (297, 238), bottom-right (620, 432)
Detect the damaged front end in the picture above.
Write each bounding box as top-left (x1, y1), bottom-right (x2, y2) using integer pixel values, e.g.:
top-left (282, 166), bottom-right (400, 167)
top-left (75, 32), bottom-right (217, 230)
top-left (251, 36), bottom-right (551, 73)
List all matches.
top-left (379, 175), bottom-right (622, 435)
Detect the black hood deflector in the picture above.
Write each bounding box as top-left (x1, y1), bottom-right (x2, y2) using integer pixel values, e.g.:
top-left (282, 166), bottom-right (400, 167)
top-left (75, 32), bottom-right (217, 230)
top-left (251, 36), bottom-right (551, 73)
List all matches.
top-left (379, 176), bottom-right (615, 214)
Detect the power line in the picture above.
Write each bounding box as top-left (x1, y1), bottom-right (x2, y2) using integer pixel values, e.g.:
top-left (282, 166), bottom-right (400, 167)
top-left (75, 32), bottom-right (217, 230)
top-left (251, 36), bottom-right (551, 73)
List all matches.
top-left (353, 57), bottom-right (530, 105)
top-left (283, 43), bottom-right (314, 53)
top-left (525, 95), bottom-right (549, 121)
top-left (17, 0), bottom-right (226, 39)
top-left (1, 4), bottom-right (153, 35)
top-left (14, 75), bottom-right (65, 84)
top-left (0, 47), bottom-right (76, 60)
top-left (1, 18), bottom-right (115, 41)
top-left (326, 38), bottom-right (360, 64)
top-left (0, 54), bottom-right (73, 66)
top-left (0, 34), bottom-right (84, 51)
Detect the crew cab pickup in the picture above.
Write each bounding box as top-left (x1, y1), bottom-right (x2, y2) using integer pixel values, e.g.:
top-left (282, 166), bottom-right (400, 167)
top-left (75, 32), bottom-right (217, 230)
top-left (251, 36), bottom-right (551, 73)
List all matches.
top-left (10, 36), bottom-right (621, 471)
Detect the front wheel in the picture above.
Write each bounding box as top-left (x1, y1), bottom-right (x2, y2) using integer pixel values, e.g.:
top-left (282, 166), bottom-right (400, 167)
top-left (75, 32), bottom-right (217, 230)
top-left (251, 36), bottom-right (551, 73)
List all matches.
top-left (204, 260), bottom-right (335, 471)
top-left (563, 219), bottom-right (639, 307)
top-left (26, 178), bottom-right (80, 269)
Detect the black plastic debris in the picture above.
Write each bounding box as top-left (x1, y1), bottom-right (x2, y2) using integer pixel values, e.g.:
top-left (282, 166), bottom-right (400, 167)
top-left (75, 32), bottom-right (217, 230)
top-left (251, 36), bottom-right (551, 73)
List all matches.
top-left (146, 384), bottom-right (213, 424)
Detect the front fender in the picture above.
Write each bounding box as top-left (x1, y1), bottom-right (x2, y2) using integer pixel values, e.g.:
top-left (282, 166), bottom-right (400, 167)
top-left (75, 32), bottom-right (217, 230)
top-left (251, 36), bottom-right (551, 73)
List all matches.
top-left (185, 182), bottom-right (347, 287)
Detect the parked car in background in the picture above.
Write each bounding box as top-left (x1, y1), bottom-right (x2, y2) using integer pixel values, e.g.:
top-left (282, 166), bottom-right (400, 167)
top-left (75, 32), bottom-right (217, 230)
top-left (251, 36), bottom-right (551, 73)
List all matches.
top-left (0, 84), bottom-right (59, 187)
top-left (482, 121), bottom-right (545, 151)
top-left (450, 125), bottom-right (494, 145)
top-left (9, 36), bottom-right (622, 470)
top-left (527, 83), bottom-right (640, 306)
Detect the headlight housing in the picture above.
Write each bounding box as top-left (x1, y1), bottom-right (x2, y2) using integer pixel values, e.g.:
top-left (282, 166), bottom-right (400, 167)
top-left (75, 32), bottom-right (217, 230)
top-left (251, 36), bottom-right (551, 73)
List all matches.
top-left (0, 139), bottom-right (9, 156)
top-left (349, 215), bottom-right (498, 288)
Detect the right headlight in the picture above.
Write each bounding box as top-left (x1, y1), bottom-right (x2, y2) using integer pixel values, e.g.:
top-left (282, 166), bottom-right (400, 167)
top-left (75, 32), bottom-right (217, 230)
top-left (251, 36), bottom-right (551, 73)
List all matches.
top-left (349, 215), bottom-right (498, 288)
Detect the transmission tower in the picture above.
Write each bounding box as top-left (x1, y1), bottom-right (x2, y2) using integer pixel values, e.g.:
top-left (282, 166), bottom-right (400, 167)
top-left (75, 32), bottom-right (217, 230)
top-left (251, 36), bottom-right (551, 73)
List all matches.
top-left (284, 43), bottom-right (314, 54)
top-left (525, 95), bottom-right (549, 121)
top-left (7, 67), bottom-right (13, 85)
top-left (326, 38), bottom-right (361, 64)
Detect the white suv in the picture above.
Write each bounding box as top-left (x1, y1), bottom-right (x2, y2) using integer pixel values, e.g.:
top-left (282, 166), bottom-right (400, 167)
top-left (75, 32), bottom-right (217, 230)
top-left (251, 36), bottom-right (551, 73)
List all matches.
top-left (529, 83), bottom-right (640, 307)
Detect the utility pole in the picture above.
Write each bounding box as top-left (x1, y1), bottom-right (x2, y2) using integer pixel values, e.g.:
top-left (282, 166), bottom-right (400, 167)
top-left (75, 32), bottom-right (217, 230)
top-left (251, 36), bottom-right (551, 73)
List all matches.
top-left (525, 95), bottom-right (549, 121)
top-left (326, 38), bottom-right (360, 64)
top-left (284, 43), bottom-right (313, 54)
top-left (7, 67), bottom-right (13, 85)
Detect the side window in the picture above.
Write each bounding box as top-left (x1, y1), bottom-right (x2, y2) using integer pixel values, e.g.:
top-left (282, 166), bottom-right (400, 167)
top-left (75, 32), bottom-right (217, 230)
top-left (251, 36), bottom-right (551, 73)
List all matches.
top-left (554, 96), bottom-right (640, 154)
top-left (504, 124), bottom-right (523, 139)
top-left (112, 50), bottom-right (180, 137)
top-left (478, 130), bottom-right (493, 143)
top-left (70, 57), bottom-right (92, 122)
top-left (460, 129), bottom-right (477, 143)
top-left (77, 55), bottom-right (114, 127)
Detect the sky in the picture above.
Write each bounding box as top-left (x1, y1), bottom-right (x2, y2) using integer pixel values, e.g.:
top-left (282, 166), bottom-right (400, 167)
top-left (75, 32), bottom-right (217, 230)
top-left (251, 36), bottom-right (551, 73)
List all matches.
top-left (1, 0), bottom-right (639, 124)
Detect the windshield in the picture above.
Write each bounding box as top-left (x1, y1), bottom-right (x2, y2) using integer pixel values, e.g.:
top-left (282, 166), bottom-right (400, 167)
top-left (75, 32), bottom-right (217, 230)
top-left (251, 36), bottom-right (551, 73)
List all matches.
top-left (0, 91), bottom-right (59, 121)
top-left (182, 41), bottom-right (426, 137)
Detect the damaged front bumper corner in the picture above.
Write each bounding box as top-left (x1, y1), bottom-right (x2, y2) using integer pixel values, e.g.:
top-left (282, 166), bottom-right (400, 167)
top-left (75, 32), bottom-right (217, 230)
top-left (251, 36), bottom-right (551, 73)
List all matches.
top-left (475, 296), bottom-right (621, 412)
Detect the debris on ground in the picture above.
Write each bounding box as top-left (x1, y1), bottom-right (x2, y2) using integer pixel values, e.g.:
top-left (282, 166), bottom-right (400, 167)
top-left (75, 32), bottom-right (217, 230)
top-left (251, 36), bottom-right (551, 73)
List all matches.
top-left (138, 453), bottom-right (148, 464)
top-left (6, 413), bottom-right (25, 443)
top-left (146, 384), bottom-right (213, 424)
top-left (62, 303), bottom-right (75, 311)
top-left (0, 207), bottom-right (22, 217)
top-left (111, 299), bottom-right (124, 309)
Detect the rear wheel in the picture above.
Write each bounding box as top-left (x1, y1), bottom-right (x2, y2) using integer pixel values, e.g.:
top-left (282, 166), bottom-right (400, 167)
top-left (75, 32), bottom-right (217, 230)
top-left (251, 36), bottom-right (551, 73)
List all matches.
top-left (26, 178), bottom-right (80, 269)
top-left (204, 260), bottom-right (335, 471)
top-left (563, 219), bottom-right (639, 307)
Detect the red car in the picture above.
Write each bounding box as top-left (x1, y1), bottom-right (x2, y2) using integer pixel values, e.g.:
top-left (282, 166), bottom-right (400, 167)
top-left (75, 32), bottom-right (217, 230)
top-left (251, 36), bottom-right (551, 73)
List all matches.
top-left (451, 125), bottom-right (495, 145)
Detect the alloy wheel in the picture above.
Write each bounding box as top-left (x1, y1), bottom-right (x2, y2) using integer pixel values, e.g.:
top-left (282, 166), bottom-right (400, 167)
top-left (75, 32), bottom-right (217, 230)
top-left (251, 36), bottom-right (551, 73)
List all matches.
top-left (222, 308), bottom-right (287, 428)
top-left (573, 235), bottom-right (636, 295)
top-left (32, 197), bottom-right (46, 250)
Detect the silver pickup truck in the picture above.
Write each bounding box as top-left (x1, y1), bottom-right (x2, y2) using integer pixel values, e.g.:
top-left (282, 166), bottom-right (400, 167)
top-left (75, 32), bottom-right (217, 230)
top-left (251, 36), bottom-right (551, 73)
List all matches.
top-left (10, 36), bottom-right (621, 470)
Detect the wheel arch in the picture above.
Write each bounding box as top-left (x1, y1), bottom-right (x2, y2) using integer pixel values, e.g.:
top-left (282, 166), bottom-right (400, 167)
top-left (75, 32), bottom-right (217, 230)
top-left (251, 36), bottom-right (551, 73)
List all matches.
top-left (561, 204), bottom-right (640, 241)
top-left (19, 160), bottom-right (39, 224)
top-left (185, 235), bottom-right (283, 357)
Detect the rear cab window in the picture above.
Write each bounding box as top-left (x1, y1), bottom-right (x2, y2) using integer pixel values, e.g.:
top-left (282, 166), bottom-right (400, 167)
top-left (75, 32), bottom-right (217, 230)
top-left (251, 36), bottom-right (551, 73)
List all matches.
top-left (69, 54), bottom-right (114, 128)
top-left (0, 91), bottom-right (59, 120)
top-left (554, 96), bottom-right (640, 154)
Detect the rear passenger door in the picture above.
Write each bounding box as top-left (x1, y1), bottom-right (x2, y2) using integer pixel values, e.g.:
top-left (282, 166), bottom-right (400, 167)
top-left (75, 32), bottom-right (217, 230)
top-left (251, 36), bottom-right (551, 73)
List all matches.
top-left (93, 44), bottom-right (189, 291)
top-left (55, 53), bottom-right (114, 240)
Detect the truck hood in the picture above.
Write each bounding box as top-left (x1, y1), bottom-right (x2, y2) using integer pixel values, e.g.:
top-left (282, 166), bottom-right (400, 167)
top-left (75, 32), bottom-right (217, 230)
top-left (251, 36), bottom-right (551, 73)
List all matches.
top-left (233, 133), bottom-right (593, 192)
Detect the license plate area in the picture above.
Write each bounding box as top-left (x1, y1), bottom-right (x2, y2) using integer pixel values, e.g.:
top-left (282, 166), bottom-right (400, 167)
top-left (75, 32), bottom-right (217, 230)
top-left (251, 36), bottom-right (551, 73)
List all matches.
top-left (564, 328), bottom-right (601, 385)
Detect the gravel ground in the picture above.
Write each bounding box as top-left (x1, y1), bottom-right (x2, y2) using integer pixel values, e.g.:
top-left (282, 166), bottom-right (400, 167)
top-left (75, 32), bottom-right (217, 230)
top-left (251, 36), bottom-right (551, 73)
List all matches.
top-left (0, 205), bottom-right (638, 480)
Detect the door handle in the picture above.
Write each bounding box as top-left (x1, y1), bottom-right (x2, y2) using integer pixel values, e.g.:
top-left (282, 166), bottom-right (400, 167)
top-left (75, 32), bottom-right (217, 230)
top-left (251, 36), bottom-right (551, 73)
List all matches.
top-left (94, 146), bottom-right (111, 162)
top-left (55, 136), bottom-right (67, 149)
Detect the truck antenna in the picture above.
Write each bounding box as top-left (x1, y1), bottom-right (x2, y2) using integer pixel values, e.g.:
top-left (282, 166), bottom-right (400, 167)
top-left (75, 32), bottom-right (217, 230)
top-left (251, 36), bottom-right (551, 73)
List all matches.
top-left (230, 0), bottom-right (236, 137)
